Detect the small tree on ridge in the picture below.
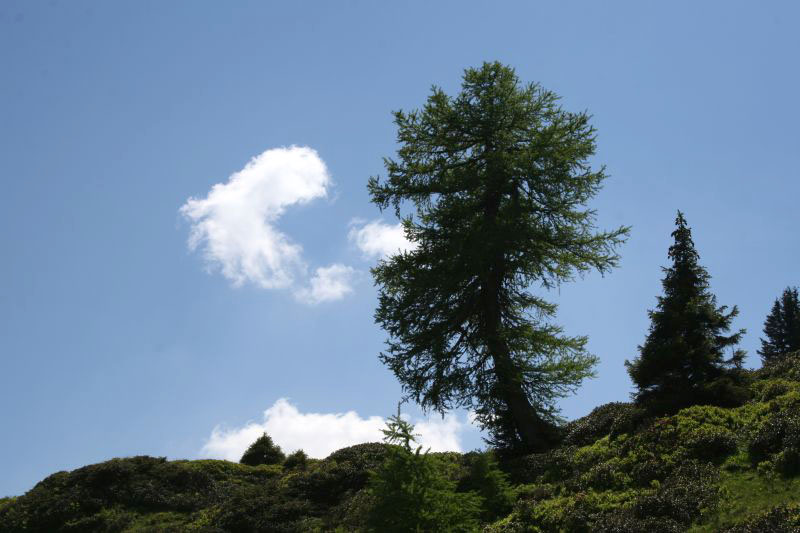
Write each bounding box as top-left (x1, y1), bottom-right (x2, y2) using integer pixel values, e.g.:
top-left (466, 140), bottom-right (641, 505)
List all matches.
top-left (626, 211), bottom-right (746, 414)
top-left (759, 286), bottom-right (800, 364)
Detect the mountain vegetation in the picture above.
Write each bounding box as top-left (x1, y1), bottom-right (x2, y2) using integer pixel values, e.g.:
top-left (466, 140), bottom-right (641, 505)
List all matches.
top-left (759, 287), bottom-right (800, 364)
top-left (4, 353), bottom-right (800, 531)
top-left (2, 63), bottom-right (798, 531)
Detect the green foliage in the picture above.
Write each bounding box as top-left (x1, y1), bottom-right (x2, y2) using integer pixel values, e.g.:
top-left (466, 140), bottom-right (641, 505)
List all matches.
top-left (626, 211), bottom-right (747, 416)
top-left (759, 287), bottom-right (800, 364)
top-left (458, 452), bottom-right (515, 522)
top-left (697, 471), bottom-right (800, 531)
top-left (212, 482), bottom-right (317, 533)
top-left (562, 402), bottom-right (646, 446)
top-left (757, 350), bottom-right (800, 381)
top-left (283, 449), bottom-right (309, 471)
top-left (288, 443), bottom-right (388, 509)
top-left (239, 432), bottom-right (285, 466)
top-left (0, 456), bottom-right (280, 532)
top-left (365, 412), bottom-right (482, 532)
top-left (720, 505), bottom-right (800, 533)
top-left (369, 61), bottom-right (627, 453)
top-left (7, 363), bottom-right (800, 531)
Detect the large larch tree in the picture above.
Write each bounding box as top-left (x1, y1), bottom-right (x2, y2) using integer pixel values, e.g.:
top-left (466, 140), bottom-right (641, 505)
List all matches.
top-left (368, 62), bottom-right (628, 453)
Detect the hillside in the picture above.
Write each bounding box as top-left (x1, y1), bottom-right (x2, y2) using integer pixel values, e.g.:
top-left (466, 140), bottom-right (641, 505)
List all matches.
top-left (3, 354), bottom-right (800, 532)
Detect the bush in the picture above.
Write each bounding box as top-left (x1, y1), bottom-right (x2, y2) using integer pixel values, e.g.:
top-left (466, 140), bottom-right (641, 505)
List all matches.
top-left (631, 461), bottom-right (719, 526)
top-left (756, 351), bottom-right (800, 382)
top-left (683, 426), bottom-right (738, 461)
top-left (240, 433), bottom-right (285, 466)
top-left (592, 513), bottom-right (683, 533)
top-left (506, 446), bottom-right (577, 484)
top-left (365, 413), bottom-right (482, 532)
top-left (752, 379), bottom-right (796, 402)
top-left (0, 457), bottom-right (281, 532)
top-left (325, 442), bottom-right (388, 473)
top-left (748, 411), bottom-right (800, 472)
top-left (458, 451), bottom-right (514, 522)
top-left (720, 504), bottom-right (800, 532)
top-left (211, 482), bottom-right (316, 533)
top-left (577, 461), bottom-right (629, 491)
top-left (287, 443), bottom-right (389, 508)
top-left (283, 450), bottom-right (309, 471)
top-left (563, 403), bottom-right (644, 446)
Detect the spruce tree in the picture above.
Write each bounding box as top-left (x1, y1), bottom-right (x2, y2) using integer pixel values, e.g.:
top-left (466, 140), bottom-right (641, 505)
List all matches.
top-left (369, 62), bottom-right (628, 453)
top-left (759, 287), bottom-right (800, 364)
top-left (239, 433), bottom-right (285, 466)
top-left (626, 211), bottom-right (745, 414)
top-left (366, 411), bottom-right (482, 532)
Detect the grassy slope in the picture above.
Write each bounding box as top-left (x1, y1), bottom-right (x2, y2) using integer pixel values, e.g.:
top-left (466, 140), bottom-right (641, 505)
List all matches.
top-left (4, 354), bottom-right (800, 532)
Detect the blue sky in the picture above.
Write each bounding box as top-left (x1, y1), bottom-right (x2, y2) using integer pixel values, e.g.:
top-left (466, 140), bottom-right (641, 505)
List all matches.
top-left (1, 1), bottom-right (798, 496)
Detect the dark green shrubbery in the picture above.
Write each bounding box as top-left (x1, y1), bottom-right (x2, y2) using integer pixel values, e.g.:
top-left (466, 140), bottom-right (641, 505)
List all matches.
top-left (749, 411), bottom-right (800, 475)
top-left (0, 456), bottom-right (281, 532)
top-left (505, 446), bottom-right (578, 485)
top-left (8, 364), bottom-right (800, 532)
top-left (457, 451), bottom-right (514, 522)
top-left (287, 442), bottom-right (388, 509)
top-left (592, 513), bottom-right (684, 533)
top-left (756, 350), bottom-right (800, 382)
top-left (239, 433), bottom-right (285, 466)
top-left (212, 482), bottom-right (316, 533)
top-left (720, 504), bottom-right (800, 532)
top-left (562, 402), bottom-right (645, 446)
top-left (365, 413), bottom-right (482, 532)
top-left (683, 425), bottom-right (738, 461)
top-left (633, 461), bottom-right (719, 525)
top-left (283, 449), bottom-right (309, 471)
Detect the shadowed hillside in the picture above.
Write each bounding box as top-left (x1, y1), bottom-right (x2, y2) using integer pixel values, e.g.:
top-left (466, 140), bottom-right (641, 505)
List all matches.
top-left (3, 352), bottom-right (800, 532)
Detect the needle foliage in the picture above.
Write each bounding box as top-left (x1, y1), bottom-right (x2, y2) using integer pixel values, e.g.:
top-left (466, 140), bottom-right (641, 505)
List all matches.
top-left (368, 61), bottom-right (628, 452)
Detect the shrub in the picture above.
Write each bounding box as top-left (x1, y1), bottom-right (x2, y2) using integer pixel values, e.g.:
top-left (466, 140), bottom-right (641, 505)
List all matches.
top-left (592, 513), bottom-right (683, 533)
top-left (287, 443), bottom-right (389, 507)
top-left (563, 403), bottom-right (644, 446)
top-left (752, 379), bottom-right (796, 402)
top-left (365, 412), bottom-right (482, 532)
top-left (720, 504), bottom-right (800, 532)
top-left (683, 426), bottom-right (738, 461)
top-left (577, 460), bottom-right (629, 491)
top-left (240, 433), bottom-right (286, 466)
top-left (506, 446), bottom-right (577, 484)
top-left (748, 410), bottom-right (800, 473)
top-left (211, 482), bottom-right (315, 533)
top-left (630, 458), bottom-right (671, 486)
top-left (631, 461), bottom-right (719, 526)
top-left (756, 350), bottom-right (800, 382)
top-left (458, 451), bottom-right (514, 522)
top-left (283, 450), bottom-right (309, 471)
top-left (325, 442), bottom-right (388, 473)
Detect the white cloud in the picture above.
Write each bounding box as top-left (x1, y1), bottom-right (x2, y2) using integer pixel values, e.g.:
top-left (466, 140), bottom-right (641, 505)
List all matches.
top-left (348, 219), bottom-right (416, 259)
top-left (294, 264), bottom-right (357, 305)
top-left (200, 398), bottom-right (473, 461)
top-left (180, 146), bottom-right (331, 290)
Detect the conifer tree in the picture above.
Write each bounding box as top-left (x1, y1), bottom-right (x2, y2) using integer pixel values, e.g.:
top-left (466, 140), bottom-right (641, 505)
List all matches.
top-left (626, 212), bottom-right (745, 414)
top-left (369, 62), bottom-right (628, 453)
top-left (759, 287), bottom-right (800, 364)
top-left (366, 410), bottom-right (482, 532)
top-left (239, 433), bottom-right (285, 466)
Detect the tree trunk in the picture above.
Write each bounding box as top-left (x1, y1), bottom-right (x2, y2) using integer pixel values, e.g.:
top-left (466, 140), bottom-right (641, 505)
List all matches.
top-left (485, 303), bottom-right (559, 452)
top-left (481, 158), bottom-right (559, 453)
top-left (482, 227), bottom-right (557, 452)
